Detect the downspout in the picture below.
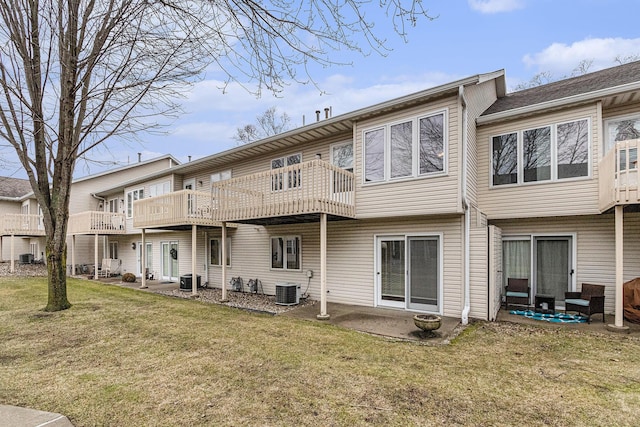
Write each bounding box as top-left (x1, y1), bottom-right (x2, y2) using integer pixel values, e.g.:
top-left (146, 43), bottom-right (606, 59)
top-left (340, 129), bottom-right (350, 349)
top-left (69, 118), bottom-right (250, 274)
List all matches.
top-left (91, 193), bottom-right (105, 209)
top-left (459, 85), bottom-right (471, 325)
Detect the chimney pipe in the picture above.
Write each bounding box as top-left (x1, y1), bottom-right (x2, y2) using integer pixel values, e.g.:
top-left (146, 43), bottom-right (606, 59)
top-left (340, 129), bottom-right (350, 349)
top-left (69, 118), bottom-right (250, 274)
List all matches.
top-left (324, 108), bottom-right (330, 119)
top-left (315, 110), bottom-right (321, 122)
top-left (188, 155), bottom-right (192, 162)
top-left (137, 152), bottom-right (141, 162)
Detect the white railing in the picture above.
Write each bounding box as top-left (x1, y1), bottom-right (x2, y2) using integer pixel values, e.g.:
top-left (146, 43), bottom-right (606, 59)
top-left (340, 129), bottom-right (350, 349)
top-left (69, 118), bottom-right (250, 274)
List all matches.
top-left (211, 159), bottom-right (355, 222)
top-left (133, 190), bottom-right (221, 228)
top-left (0, 214), bottom-right (45, 236)
top-left (599, 139), bottom-right (640, 211)
top-left (67, 211), bottom-right (126, 235)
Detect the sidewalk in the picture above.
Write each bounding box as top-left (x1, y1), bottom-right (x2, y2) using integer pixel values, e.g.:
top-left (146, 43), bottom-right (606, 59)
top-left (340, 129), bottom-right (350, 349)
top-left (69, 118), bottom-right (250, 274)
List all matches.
top-left (0, 405), bottom-right (74, 427)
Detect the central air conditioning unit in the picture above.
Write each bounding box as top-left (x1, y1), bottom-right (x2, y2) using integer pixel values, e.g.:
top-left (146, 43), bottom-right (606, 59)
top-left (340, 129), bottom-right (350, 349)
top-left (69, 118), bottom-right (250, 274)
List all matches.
top-left (275, 283), bottom-right (300, 305)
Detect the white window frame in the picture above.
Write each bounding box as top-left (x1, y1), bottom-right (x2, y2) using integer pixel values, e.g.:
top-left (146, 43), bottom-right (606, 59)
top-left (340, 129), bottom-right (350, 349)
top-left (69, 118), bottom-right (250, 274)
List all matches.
top-left (362, 109), bottom-right (448, 185)
top-left (209, 237), bottom-right (231, 267)
top-left (604, 113), bottom-right (640, 153)
top-left (271, 153), bottom-right (302, 191)
top-left (270, 235), bottom-right (302, 271)
top-left (149, 181), bottom-right (170, 197)
top-left (126, 188), bottom-right (144, 218)
top-left (490, 117), bottom-right (591, 188)
top-left (211, 170), bottom-right (232, 184)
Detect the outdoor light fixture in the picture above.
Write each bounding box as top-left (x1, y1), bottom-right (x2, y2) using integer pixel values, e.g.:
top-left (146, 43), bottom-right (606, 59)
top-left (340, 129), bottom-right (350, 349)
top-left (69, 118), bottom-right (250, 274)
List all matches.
top-left (131, 242), bottom-right (136, 250)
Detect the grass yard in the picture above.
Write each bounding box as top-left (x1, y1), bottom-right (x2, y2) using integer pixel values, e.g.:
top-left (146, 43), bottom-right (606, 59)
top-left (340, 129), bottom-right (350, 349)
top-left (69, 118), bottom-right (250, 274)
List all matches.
top-left (1, 277), bottom-right (640, 426)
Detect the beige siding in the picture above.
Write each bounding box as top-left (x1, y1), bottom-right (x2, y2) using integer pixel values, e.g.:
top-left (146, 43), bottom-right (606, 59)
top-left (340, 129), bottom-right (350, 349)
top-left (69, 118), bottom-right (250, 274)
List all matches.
top-left (492, 212), bottom-right (640, 314)
top-left (200, 216), bottom-right (464, 317)
top-left (68, 158), bottom-right (174, 215)
top-left (469, 228), bottom-right (488, 320)
top-left (464, 80), bottom-right (499, 207)
top-left (477, 104), bottom-right (601, 219)
top-left (354, 97), bottom-right (462, 218)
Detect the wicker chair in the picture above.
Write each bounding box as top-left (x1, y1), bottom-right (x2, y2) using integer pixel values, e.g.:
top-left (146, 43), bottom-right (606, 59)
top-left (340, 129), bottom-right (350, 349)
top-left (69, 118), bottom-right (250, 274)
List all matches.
top-left (565, 283), bottom-right (605, 323)
top-left (505, 278), bottom-right (530, 310)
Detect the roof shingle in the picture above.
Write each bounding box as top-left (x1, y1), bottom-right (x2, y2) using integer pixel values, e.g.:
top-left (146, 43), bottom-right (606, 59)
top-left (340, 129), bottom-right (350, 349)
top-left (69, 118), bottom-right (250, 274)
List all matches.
top-left (482, 60), bottom-right (640, 116)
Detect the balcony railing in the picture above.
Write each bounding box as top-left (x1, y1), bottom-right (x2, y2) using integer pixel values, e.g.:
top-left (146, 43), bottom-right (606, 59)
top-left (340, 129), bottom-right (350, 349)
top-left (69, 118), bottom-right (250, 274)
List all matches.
top-left (67, 211), bottom-right (126, 235)
top-left (0, 214), bottom-right (46, 236)
top-left (211, 159), bottom-right (355, 222)
top-left (599, 139), bottom-right (639, 211)
top-left (133, 190), bottom-right (223, 229)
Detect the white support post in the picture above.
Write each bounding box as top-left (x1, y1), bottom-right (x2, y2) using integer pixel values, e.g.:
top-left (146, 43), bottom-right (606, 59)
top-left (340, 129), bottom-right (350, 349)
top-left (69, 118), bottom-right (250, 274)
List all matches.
top-left (94, 234), bottom-right (99, 280)
top-left (614, 205), bottom-right (624, 327)
top-left (317, 213), bottom-right (330, 320)
top-left (71, 235), bottom-right (76, 275)
top-left (221, 222), bottom-right (228, 302)
top-left (140, 229), bottom-right (147, 289)
top-left (191, 224), bottom-right (197, 296)
top-left (10, 234), bottom-right (15, 273)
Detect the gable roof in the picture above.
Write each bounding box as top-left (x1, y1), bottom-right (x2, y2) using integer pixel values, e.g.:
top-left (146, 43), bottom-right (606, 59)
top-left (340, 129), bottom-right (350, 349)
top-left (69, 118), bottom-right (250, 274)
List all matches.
top-left (0, 177), bottom-right (33, 199)
top-left (95, 70), bottom-right (506, 195)
top-left (479, 60), bottom-right (640, 123)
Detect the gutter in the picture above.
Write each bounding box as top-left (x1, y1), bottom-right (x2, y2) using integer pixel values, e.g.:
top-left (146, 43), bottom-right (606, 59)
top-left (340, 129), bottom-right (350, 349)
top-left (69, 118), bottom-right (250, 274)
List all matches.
top-left (459, 85), bottom-right (471, 325)
top-left (91, 193), bottom-right (106, 210)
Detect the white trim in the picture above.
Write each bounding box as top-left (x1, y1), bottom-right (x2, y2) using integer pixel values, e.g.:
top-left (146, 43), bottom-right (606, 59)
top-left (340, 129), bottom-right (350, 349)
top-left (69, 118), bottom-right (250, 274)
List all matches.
top-left (603, 112), bottom-right (640, 154)
top-left (477, 81), bottom-right (640, 125)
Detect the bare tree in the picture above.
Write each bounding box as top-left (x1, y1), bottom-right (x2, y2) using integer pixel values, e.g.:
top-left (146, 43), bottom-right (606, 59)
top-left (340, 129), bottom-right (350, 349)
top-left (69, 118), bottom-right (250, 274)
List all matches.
top-left (234, 106), bottom-right (291, 144)
top-left (0, 0), bottom-right (433, 311)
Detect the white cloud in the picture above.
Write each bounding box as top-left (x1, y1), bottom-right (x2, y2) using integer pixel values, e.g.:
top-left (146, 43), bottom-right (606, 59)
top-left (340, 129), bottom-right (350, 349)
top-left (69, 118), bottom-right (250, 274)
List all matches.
top-left (523, 37), bottom-right (640, 75)
top-left (468, 0), bottom-right (524, 14)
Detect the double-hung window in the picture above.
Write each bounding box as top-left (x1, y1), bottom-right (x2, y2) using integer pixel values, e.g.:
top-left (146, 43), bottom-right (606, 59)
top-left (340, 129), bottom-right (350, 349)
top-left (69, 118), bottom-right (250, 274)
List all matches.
top-left (126, 188), bottom-right (144, 218)
top-left (271, 154), bottom-right (301, 191)
top-left (492, 118), bottom-right (590, 186)
top-left (271, 236), bottom-right (301, 270)
top-left (364, 110), bottom-right (446, 183)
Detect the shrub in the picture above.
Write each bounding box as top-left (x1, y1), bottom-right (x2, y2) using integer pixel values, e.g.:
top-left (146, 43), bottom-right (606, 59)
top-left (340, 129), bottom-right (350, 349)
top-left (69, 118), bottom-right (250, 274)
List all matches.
top-left (122, 272), bottom-right (136, 283)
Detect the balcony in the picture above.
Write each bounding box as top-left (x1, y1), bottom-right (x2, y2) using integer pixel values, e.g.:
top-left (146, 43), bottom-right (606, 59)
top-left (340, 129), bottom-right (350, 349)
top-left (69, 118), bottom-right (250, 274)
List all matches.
top-left (133, 190), bottom-right (224, 229)
top-left (0, 214), bottom-right (46, 236)
top-left (67, 211), bottom-right (126, 235)
top-left (211, 159), bottom-right (355, 224)
top-left (599, 139), bottom-right (640, 211)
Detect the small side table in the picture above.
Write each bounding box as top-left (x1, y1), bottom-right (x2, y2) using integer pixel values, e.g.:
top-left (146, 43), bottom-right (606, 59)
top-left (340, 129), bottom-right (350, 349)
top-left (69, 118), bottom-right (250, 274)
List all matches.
top-left (535, 294), bottom-right (555, 314)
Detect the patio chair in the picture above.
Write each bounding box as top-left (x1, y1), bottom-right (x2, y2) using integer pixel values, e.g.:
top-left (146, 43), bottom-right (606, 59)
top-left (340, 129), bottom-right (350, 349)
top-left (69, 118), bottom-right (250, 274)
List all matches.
top-left (505, 278), bottom-right (530, 310)
top-left (565, 283), bottom-right (605, 323)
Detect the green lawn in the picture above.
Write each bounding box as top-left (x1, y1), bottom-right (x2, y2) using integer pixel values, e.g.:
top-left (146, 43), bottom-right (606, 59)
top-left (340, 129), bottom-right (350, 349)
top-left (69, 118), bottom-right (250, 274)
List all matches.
top-left (1, 277), bottom-right (640, 426)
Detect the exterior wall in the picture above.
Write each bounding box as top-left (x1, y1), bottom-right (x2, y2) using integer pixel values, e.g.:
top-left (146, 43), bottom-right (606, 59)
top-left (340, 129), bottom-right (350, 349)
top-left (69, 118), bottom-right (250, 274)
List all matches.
top-left (492, 212), bottom-right (640, 314)
top-left (464, 80), bottom-right (499, 208)
top-left (203, 215), bottom-right (464, 318)
top-left (68, 157), bottom-right (176, 215)
top-left (477, 104), bottom-right (601, 219)
top-left (353, 96), bottom-right (462, 218)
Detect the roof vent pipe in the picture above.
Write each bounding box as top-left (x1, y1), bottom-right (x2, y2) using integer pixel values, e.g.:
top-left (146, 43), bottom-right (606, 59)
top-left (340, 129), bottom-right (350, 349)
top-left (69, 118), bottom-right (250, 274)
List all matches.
top-left (324, 107), bottom-right (330, 119)
top-left (188, 155), bottom-right (192, 162)
top-left (138, 152), bottom-right (141, 162)
top-left (315, 110), bottom-right (321, 121)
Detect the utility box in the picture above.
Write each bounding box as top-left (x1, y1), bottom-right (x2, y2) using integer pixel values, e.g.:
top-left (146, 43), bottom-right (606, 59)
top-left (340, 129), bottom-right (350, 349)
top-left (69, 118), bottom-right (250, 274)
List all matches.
top-left (180, 274), bottom-right (201, 291)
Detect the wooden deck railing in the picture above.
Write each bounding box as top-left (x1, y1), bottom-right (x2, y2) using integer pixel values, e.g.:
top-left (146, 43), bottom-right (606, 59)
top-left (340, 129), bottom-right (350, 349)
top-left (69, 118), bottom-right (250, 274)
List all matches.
top-left (67, 211), bottom-right (126, 235)
top-left (0, 214), bottom-right (46, 236)
top-left (211, 159), bottom-right (355, 222)
top-left (133, 190), bottom-right (223, 228)
top-left (599, 139), bottom-right (639, 211)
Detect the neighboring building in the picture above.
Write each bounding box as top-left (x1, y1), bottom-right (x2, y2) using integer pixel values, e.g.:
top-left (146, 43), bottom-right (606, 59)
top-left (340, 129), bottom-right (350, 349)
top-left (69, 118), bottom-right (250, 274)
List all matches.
top-left (2, 62), bottom-right (639, 327)
top-left (0, 155), bottom-right (179, 273)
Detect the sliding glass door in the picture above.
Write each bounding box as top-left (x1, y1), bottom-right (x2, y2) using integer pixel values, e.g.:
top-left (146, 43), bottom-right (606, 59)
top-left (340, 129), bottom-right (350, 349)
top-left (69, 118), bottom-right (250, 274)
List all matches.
top-left (376, 235), bottom-right (441, 313)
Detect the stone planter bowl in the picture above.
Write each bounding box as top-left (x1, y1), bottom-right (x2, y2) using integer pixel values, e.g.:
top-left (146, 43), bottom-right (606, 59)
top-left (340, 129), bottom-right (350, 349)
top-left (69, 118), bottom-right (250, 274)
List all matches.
top-left (413, 314), bottom-right (442, 331)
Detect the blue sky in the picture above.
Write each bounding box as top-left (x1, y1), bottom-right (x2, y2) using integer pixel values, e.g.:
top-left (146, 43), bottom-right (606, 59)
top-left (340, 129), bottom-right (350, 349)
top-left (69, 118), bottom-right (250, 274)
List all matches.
top-left (5, 0), bottom-right (640, 178)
